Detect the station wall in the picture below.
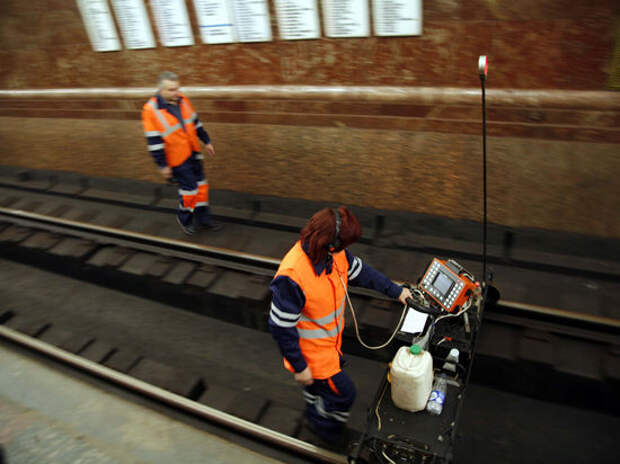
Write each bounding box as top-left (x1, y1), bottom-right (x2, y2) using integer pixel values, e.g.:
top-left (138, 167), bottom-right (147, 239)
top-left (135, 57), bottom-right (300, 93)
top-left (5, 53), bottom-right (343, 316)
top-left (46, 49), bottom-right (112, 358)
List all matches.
top-left (0, 0), bottom-right (616, 89)
top-left (0, 1), bottom-right (619, 239)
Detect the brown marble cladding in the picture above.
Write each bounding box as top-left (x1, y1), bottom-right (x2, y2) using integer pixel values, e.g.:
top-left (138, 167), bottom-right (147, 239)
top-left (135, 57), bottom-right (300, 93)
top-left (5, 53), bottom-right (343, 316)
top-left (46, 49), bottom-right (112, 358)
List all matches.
top-left (0, 1), bottom-right (617, 90)
top-left (0, 115), bottom-right (618, 239)
top-left (0, 96), bottom-right (618, 143)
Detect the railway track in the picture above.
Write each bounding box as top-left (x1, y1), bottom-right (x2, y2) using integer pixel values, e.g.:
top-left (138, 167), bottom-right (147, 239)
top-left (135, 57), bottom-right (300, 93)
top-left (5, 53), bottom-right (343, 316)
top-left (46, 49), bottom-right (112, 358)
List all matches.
top-left (1, 167), bottom-right (619, 316)
top-left (1, 167), bottom-right (619, 462)
top-left (2, 257), bottom-right (619, 463)
top-left (1, 204), bottom-right (618, 396)
top-left (0, 324), bottom-right (345, 464)
top-left (0, 216), bottom-right (618, 463)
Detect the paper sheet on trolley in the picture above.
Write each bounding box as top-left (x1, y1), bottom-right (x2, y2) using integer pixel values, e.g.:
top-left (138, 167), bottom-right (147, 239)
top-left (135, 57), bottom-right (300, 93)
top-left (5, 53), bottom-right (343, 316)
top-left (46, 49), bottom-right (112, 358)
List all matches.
top-left (401, 308), bottom-right (428, 334)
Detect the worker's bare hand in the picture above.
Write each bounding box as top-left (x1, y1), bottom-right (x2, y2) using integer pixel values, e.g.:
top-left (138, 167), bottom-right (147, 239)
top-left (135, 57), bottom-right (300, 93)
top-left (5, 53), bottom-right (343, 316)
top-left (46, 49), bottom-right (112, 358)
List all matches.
top-left (204, 143), bottom-right (215, 157)
top-left (294, 366), bottom-right (314, 386)
top-left (159, 166), bottom-right (172, 180)
top-left (398, 287), bottom-right (413, 306)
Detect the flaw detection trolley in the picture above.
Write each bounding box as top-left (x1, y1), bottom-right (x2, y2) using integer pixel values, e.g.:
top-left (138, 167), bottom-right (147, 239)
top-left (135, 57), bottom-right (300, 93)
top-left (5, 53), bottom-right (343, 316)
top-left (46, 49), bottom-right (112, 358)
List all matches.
top-left (348, 57), bottom-right (493, 464)
top-left (348, 258), bottom-right (484, 464)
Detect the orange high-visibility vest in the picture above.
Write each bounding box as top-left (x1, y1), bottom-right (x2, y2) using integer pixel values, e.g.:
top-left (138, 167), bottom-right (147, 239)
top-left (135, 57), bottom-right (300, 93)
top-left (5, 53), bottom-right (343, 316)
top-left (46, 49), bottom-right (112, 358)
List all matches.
top-left (141, 93), bottom-right (201, 167)
top-left (275, 241), bottom-right (350, 380)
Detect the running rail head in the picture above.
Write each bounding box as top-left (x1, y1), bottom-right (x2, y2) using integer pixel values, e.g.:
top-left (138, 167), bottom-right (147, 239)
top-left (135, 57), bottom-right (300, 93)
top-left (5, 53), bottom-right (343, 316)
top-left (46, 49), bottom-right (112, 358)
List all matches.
top-left (0, 206), bottom-right (281, 269)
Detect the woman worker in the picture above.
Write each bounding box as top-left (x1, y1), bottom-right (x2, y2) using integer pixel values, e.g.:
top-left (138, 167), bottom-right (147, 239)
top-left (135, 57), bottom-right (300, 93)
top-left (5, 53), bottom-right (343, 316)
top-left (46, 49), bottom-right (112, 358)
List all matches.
top-left (268, 206), bottom-right (412, 443)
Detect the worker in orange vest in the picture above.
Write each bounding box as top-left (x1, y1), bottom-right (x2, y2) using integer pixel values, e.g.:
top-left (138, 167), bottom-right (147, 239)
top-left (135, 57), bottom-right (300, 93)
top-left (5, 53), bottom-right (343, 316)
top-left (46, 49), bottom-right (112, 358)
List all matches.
top-left (141, 71), bottom-right (221, 235)
top-left (268, 206), bottom-right (412, 444)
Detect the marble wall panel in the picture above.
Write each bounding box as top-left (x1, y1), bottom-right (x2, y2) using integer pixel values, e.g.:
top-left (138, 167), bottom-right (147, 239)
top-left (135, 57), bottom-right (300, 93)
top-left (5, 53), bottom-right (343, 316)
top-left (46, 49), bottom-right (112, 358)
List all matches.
top-left (2, 97), bottom-right (618, 129)
top-left (358, 23), bottom-right (461, 87)
top-left (0, 100), bottom-right (138, 111)
top-left (0, 0), bottom-right (68, 19)
top-left (559, 17), bottom-right (617, 89)
top-left (0, 116), bottom-right (618, 238)
top-left (0, 108), bottom-right (137, 120)
top-left (196, 100), bottom-right (432, 118)
top-left (448, 21), bottom-right (495, 89)
top-left (491, 21), bottom-right (568, 89)
top-left (1, 94), bottom-right (618, 143)
top-left (0, 2), bottom-right (87, 51)
top-left (424, 0), bottom-right (463, 21)
top-left (457, 0), bottom-right (617, 21)
top-left (0, 1), bottom-right (616, 89)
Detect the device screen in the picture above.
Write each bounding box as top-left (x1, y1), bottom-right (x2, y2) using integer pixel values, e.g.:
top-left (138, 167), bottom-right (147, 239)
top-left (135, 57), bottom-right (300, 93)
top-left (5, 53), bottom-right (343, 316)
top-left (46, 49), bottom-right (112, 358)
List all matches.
top-left (433, 272), bottom-right (453, 296)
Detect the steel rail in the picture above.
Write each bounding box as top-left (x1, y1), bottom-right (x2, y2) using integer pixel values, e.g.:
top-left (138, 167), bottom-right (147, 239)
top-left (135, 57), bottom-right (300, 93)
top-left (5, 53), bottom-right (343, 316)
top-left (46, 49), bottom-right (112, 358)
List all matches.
top-left (486, 307), bottom-right (620, 345)
top-left (0, 206), bottom-right (398, 306)
top-left (0, 325), bottom-right (347, 464)
top-left (0, 206), bottom-right (280, 272)
top-left (1, 206), bottom-right (618, 332)
top-left (2, 182), bottom-right (618, 283)
top-left (494, 300), bottom-right (620, 331)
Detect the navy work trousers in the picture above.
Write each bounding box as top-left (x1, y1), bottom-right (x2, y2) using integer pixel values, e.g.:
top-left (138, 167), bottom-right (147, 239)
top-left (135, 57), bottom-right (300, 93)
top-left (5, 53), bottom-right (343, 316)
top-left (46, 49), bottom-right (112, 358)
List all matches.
top-left (171, 153), bottom-right (210, 227)
top-left (303, 369), bottom-right (356, 441)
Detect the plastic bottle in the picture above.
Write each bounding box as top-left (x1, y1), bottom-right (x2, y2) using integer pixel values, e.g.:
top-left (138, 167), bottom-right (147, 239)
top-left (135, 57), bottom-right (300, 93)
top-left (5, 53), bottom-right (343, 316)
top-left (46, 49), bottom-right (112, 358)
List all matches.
top-left (426, 348), bottom-right (459, 416)
top-left (426, 373), bottom-right (447, 415)
top-left (390, 344), bottom-right (433, 412)
top-left (443, 348), bottom-right (460, 374)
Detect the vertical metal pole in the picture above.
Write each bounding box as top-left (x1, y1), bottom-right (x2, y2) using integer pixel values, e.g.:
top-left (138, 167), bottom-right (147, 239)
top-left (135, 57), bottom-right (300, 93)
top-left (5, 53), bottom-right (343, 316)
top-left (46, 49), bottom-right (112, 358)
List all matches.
top-left (478, 56), bottom-right (488, 287)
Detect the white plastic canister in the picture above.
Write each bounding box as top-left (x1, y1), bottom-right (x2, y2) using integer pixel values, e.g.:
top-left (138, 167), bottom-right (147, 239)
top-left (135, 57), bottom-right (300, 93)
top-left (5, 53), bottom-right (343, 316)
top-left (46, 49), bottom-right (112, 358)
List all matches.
top-left (390, 344), bottom-right (433, 412)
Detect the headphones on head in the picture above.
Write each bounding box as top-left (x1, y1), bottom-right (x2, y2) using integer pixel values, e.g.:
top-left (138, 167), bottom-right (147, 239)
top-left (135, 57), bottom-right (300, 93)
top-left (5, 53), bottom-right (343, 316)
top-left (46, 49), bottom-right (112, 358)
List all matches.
top-left (328, 209), bottom-right (343, 252)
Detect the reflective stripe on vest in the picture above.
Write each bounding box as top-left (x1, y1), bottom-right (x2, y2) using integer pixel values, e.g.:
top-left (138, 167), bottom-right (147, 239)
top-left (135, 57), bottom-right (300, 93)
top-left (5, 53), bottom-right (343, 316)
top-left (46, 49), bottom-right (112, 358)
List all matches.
top-left (182, 101), bottom-right (197, 126)
top-left (297, 298), bottom-right (345, 339)
top-left (146, 100), bottom-right (183, 137)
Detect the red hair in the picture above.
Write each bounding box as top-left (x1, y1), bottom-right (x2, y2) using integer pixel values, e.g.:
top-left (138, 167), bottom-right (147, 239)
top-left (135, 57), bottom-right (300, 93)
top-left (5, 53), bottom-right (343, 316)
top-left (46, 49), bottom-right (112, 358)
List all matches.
top-left (300, 206), bottom-right (362, 264)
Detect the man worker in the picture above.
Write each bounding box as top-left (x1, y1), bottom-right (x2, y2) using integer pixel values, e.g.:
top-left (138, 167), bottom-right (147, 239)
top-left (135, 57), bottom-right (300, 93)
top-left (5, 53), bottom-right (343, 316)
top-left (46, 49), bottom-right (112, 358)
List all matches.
top-left (141, 71), bottom-right (221, 235)
top-left (268, 206), bottom-right (412, 445)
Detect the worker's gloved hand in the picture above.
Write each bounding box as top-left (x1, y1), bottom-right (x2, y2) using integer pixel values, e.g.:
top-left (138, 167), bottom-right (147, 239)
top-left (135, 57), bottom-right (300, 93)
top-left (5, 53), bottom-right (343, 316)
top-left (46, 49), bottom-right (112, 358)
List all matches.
top-left (398, 286), bottom-right (413, 305)
top-left (294, 366), bottom-right (314, 386)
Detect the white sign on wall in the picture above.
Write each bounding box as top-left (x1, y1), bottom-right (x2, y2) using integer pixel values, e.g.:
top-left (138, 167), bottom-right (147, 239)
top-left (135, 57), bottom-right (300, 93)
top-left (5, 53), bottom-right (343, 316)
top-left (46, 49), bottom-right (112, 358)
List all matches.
top-left (77, 0), bottom-right (122, 52)
top-left (274, 0), bottom-right (321, 40)
top-left (322, 0), bottom-right (369, 38)
top-left (150, 0), bottom-right (195, 47)
top-left (110, 0), bottom-right (156, 49)
top-left (192, 0), bottom-right (237, 44)
top-left (373, 0), bottom-right (422, 36)
top-left (231, 0), bottom-right (272, 43)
